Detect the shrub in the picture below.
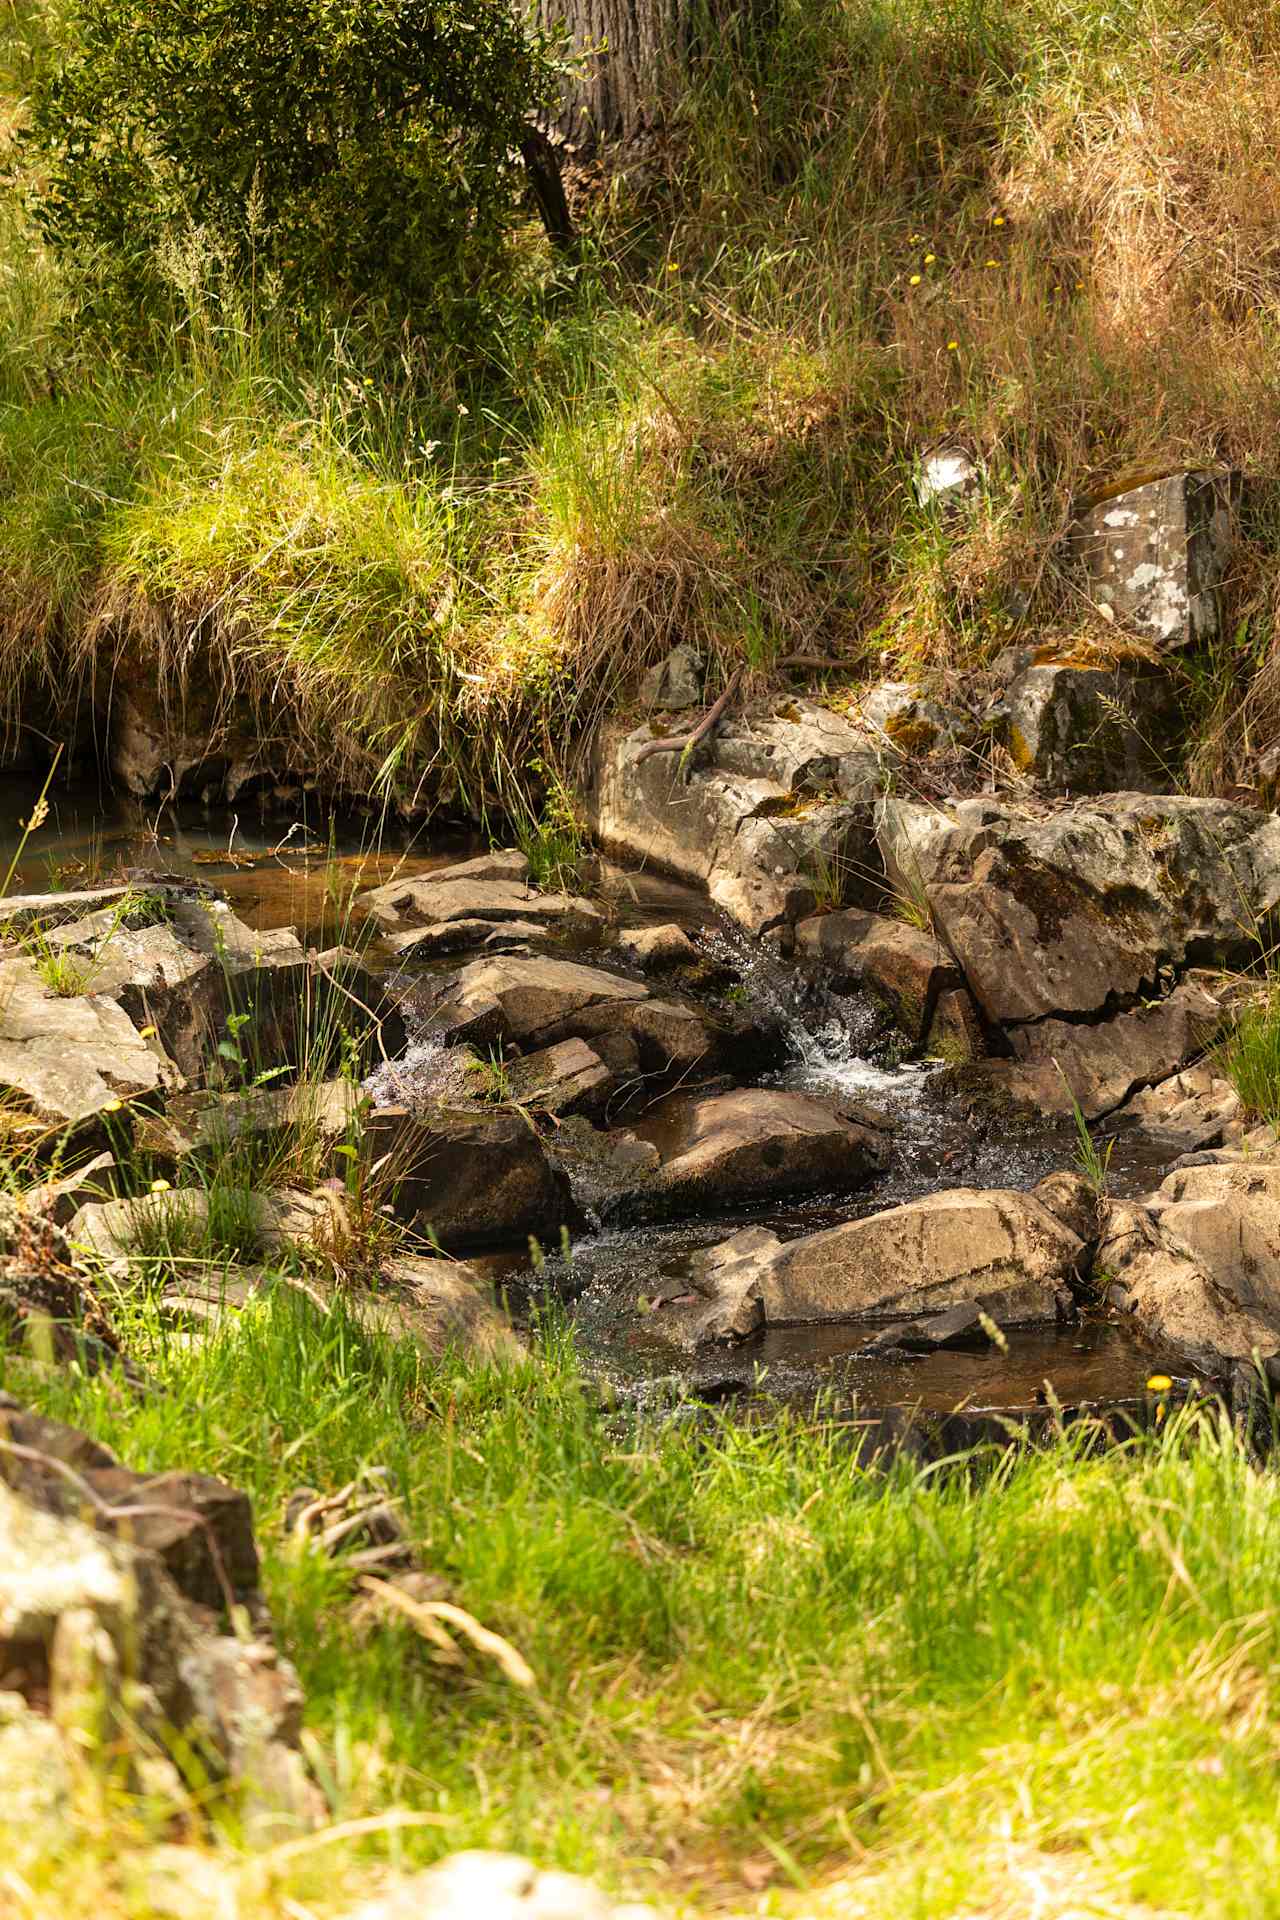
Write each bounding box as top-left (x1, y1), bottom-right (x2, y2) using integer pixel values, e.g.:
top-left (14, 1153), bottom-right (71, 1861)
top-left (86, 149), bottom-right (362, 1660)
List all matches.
top-left (21, 0), bottom-right (562, 334)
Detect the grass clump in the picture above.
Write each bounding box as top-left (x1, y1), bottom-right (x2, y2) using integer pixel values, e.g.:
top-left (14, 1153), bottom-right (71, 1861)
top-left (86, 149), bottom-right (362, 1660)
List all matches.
top-left (1216, 980), bottom-right (1280, 1128)
top-left (7, 1303), bottom-right (1280, 1916)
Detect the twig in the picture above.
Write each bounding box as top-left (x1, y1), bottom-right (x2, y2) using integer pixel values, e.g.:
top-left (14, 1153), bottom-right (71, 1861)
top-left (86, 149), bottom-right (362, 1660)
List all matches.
top-left (633, 670), bottom-right (742, 765)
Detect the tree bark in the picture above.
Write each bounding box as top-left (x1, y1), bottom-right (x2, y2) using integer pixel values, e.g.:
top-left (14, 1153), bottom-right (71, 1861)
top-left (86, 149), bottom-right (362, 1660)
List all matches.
top-left (536, 0), bottom-right (682, 147)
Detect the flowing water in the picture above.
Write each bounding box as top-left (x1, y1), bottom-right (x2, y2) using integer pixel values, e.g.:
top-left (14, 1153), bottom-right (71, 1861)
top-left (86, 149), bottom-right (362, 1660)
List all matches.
top-left (1, 775), bottom-right (1180, 1424)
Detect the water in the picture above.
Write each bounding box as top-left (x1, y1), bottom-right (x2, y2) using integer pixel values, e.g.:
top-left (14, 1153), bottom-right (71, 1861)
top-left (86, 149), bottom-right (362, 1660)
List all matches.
top-left (2, 774), bottom-right (1174, 1421)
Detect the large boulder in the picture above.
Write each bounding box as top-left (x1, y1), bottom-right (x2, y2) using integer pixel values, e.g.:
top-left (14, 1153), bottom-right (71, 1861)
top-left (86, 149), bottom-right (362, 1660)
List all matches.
top-left (1097, 1193), bottom-right (1278, 1369)
top-left (367, 1106), bottom-right (571, 1250)
top-left (634, 1088), bottom-right (891, 1220)
top-left (593, 699), bottom-right (893, 934)
top-left (716, 1188), bottom-right (1084, 1327)
top-left (876, 794), bottom-right (1280, 1026)
top-left (993, 976), bottom-right (1225, 1121)
top-left (1003, 658), bottom-right (1178, 794)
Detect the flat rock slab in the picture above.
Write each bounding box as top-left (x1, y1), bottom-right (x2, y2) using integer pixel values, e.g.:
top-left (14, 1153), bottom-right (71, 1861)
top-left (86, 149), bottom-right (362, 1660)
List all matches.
top-left (636, 1087), bottom-right (891, 1220)
top-left (505, 1038), bottom-right (616, 1120)
top-left (877, 793), bottom-right (1280, 1025)
top-left (0, 954), bottom-right (178, 1124)
top-left (743, 1187), bottom-right (1082, 1327)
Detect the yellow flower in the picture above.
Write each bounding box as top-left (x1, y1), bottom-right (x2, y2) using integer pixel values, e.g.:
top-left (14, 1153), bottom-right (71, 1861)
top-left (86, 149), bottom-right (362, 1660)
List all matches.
top-left (992, 215), bottom-right (1006, 227)
top-left (908, 232), bottom-right (922, 243)
top-left (101, 1099), bottom-right (123, 1113)
top-left (138, 1025), bottom-right (157, 1040)
top-left (924, 253), bottom-right (936, 264)
top-left (150, 1178), bottom-right (172, 1193)
top-left (985, 258), bottom-right (1000, 268)
top-left (946, 340), bottom-right (960, 351)
top-left (909, 273), bottom-right (922, 286)
top-left (1146, 1374), bottom-right (1173, 1392)
top-left (1075, 280), bottom-right (1084, 290)
top-left (666, 261), bottom-right (680, 273)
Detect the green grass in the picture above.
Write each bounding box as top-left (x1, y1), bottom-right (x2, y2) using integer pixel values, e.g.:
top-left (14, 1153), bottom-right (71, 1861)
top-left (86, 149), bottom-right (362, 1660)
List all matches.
top-left (7, 1295), bottom-right (1280, 1916)
top-left (2, 0), bottom-right (1280, 812)
top-left (1216, 982), bottom-right (1280, 1129)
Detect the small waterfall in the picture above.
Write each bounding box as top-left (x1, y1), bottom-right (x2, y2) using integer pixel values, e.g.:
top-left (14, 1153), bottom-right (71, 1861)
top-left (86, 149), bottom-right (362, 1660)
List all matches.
top-left (704, 923), bottom-right (933, 1103)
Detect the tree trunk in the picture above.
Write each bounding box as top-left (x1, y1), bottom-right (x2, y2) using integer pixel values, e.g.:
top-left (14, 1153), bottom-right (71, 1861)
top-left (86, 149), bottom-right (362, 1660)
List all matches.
top-left (536, 0), bottom-right (683, 147)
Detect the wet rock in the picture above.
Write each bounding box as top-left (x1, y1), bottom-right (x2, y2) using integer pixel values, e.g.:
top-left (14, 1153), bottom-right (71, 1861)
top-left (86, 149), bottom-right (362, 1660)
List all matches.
top-left (994, 977), bottom-right (1225, 1121)
top-left (545, 1117), bottom-right (661, 1220)
top-left (640, 642), bottom-right (704, 711)
top-left (341, 1850), bottom-right (654, 1920)
top-left (1070, 471), bottom-right (1239, 650)
top-left (739, 1187), bottom-right (1084, 1326)
top-left (634, 1088), bottom-right (891, 1220)
top-left (593, 699), bottom-right (891, 935)
top-left (367, 1106), bottom-right (570, 1250)
top-left (924, 985), bottom-right (984, 1062)
top-left (1005, 659), bottom-right (1179, 794)
top-left (614, 923), bottom-right (699, 971)
top-left (876, 793), bottom-right (1280, 1026)
top-left (641, 1227), bottom-right (772, 1352)
top-left (0, 952), bottom-right (179, 1125)
top-left (505, 1038), bottom-right (616, 1120)
top-left (795, 907), bottom-right (962, 1044)
top-left (862, 1302), bottom-right (995, 1353)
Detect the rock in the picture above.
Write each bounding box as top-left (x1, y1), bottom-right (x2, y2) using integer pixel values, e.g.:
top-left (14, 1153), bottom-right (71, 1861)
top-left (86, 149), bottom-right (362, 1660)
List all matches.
top-left (1070, 471), bottom-right (1239, 650)
top-left (416, 956), bottom-right (718, 1079)
top-left (1096, 1197), bottom-right (1274, 1367)
top-left (544, 1117), bottom-right (662, 1220)
top-left (593, 699), bottom-right (892, 935)
top-left (505, 1038), bottom-right (616, 1120)
top-left (634, 1088), bottom-right (890, 1220)
top-left (994, 976), bottom-right (1225, 1121)
top-left (0, 1200), bottom-right (126, 1372)
top-left (373, 1257), bottom-right (524, 1365)
top-left (851, 680), bottom-right (968, 753)
top-left (68, 1184), bottom-right (347, 1276)
top-left (0, 1400), bottom-right (259, 1609)
top-left (1005, 658), bottom-right (1179, 794)
top-left (916, 442), bottom-right (979, 509)
top-left (366, 1107), bottom-right (570, 1250)
top-left (876, 793), bottom-right (1280, 1026)
top-left (614, 923), bottom-right (698, 971)
top-left (365, 870), bottom-right (602, 947)
top-left (640, 642), bottom-right (704, 711)
top-left (1032, 1170), bottom-right (1103, 1250)
top-left (1111, 1064), bottom-right (1243, 1152)
top-left (795, 907), bottom-right (962, 1043)
top-left (924, 985), bottom-right (984, 1062)
top-left (741, 1188), bottom-right (1084, 1326)
top-left (341, 1850), bottom-right (654, 1920)
top-left (139, 1079), bottom-right (362, 1165)
top-left (0, 1691), bottom-right (70, 1833)
top-left (863, 1302), bottom-right (994, 1353)
top-left (0, 953), bottom-right (179, 1125)
top-left (1150, 1161), bottom-right (1280, 1332)
top-left (0, 1456), bottom-right (317, 1835)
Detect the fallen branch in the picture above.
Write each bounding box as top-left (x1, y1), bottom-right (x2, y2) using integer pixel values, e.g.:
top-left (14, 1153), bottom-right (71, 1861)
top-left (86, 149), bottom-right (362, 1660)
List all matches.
top-left (633, 669), bottom-right (742, 767)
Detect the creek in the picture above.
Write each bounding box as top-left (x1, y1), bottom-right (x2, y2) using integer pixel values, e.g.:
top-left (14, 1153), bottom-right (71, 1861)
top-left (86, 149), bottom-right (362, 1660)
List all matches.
top-left (0, 775), bottom-right (1182, 1430)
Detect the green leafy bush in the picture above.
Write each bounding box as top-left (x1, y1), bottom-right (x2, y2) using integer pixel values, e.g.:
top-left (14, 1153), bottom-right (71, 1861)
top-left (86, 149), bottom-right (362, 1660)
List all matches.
top-left (22, 0), bottom-right (562, 332)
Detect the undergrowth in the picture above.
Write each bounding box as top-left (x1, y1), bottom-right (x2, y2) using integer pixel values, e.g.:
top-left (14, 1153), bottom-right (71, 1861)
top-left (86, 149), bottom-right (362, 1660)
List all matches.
top-left (3, 0), bottom-right (1280, 812)
top-left (6, 1307), bottom-right (1280, 1917)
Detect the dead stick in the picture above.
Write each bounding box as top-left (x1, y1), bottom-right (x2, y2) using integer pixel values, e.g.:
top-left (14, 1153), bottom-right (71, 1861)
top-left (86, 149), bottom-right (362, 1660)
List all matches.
top-left (633, 670), bottom-right (742, 765)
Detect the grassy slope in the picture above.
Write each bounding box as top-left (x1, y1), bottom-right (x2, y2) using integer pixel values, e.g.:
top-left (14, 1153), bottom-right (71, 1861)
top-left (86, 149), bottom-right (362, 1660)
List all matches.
top-left (7, 1296), bottom-right (1280, 1918)
top-left (6, 0), bottom-right (1280, 811)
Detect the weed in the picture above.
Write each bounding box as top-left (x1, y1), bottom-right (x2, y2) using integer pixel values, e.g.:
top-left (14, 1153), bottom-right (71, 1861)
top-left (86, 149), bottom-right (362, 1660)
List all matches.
top-left (1215, 980), bottom-right (1280, 1128)
top-left (1057, 1064), bottom-right (1114, 1195)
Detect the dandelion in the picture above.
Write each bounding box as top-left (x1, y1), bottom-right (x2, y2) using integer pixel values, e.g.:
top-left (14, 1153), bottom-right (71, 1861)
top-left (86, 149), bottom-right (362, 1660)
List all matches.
top-left (992, 215), bottom-right (1006, 227)
top-left (150, 1178), bottom-right (172, 1193)
top-left (946, 340), bottom-right (960, 351)
top-left (666, 261), bottom-right (680, 273)
top-left (909, 274), bottom-right (922, 286)
top-left (985, 258), bottom-right (1000, 268)
top-left (138, 1025), bottom-right (157, 1040)
top-left (101, 1099), bottom-right (123, 1113)
top-left (924, 253), bottom-right (936, 264)
top-left (1146, 1374), bottom-right (1173, 1392)
top-left (363, 377), bottom-right (373, 387)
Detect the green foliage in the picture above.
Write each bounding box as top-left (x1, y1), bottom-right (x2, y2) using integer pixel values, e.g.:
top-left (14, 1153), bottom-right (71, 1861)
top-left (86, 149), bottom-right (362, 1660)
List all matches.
top-left (21, 0), bottom-right (562, 334)
top-left (1216, 982), bottom-right (1280, 1130)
